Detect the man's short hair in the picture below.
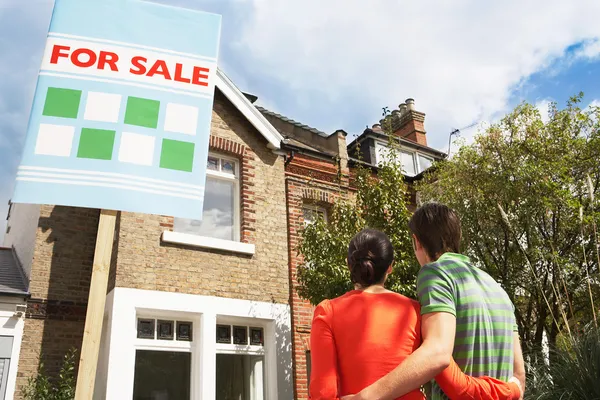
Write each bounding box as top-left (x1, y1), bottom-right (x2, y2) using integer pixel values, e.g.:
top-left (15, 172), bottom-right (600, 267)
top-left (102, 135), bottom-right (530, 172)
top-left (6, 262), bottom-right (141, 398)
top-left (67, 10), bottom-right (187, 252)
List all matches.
top-left (408, 202), bottom-right (462, 260)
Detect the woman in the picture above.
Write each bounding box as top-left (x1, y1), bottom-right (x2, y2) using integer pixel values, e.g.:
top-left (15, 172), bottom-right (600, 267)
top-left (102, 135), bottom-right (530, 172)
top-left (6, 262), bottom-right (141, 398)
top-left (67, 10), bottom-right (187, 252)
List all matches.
top-left (309, 229), bottom-right (521, 400)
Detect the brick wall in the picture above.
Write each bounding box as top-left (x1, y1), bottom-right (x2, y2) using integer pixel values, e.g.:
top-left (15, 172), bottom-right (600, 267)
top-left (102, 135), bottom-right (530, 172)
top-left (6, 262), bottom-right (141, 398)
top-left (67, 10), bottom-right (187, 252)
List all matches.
top-left (14, 90), bottom-right (290, 396)
top-left (285, 153), bottom-right (350, 399)
top-left (113, 91), bottom-right (289, 304)
top-left (15, 205), bottom-right (99, 398)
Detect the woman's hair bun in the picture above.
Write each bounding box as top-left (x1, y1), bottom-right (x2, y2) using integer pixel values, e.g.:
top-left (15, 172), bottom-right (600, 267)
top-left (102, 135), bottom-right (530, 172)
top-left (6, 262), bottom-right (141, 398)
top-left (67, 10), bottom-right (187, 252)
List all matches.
top-left (347, 229), bottom-right (394, 287)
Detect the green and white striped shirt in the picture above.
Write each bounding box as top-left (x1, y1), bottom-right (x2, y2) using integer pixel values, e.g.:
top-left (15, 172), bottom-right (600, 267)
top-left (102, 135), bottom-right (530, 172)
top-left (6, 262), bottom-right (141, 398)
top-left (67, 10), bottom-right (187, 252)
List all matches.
top-left (417, 253), bottom-right (517, 400)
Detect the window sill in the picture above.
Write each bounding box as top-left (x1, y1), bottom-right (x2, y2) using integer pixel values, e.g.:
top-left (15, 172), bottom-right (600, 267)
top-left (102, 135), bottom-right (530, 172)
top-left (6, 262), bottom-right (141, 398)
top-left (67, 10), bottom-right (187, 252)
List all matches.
top-left (162, 231), bottom-right (255, 256)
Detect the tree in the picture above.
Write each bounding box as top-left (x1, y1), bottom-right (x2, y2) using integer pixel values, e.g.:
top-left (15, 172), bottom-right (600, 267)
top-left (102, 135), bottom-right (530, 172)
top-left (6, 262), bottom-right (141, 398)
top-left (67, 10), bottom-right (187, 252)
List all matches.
top-left (417, 94), bottom-right (600, 353)
top-left (296, 121), bottom-right (416, 306)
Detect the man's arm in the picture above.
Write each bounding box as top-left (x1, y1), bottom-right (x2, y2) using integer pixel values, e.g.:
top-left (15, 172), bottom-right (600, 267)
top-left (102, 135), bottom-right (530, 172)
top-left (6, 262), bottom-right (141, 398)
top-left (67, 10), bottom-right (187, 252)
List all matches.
top-left (353, 312), bottom-right (456, 400)
top-left (512, 331), bottom-right (526, 396)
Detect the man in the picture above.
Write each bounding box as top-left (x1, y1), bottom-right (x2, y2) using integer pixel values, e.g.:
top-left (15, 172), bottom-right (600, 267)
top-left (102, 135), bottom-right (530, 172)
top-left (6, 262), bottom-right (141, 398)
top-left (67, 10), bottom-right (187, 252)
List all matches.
top-left (345, 202), bottom-right (525, 400)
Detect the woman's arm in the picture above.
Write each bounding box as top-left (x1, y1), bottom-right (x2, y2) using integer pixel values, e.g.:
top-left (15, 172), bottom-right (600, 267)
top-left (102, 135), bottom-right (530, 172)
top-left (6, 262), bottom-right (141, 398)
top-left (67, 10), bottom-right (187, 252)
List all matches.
top-left (309, 300), bottom-right (340, 400)
top-left (435, 359), bottom-right (522, 400)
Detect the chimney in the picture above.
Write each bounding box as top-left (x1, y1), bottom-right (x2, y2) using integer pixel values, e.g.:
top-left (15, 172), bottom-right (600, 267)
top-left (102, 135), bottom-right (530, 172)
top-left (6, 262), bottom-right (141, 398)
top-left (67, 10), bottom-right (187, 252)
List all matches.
top-left (390, 98), bottom-right (427, 146)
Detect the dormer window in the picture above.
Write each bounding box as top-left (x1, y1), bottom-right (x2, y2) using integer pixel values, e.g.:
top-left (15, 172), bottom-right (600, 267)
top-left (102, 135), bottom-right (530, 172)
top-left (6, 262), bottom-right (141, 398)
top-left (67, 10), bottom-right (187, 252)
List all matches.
top-left (375, 142), bottom-right (435, 176)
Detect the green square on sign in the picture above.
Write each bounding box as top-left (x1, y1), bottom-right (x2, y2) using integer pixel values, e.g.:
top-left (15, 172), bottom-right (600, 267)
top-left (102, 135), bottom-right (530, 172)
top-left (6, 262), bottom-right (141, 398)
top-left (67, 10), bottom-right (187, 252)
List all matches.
top-left (124, 96), bottom-right (160, 128)
top-left (160, 139), bottom-right (195, 172)
top-left (77, 128), bottom-right (116, 160)
top-left (43, 87), bottom-right (82, 118)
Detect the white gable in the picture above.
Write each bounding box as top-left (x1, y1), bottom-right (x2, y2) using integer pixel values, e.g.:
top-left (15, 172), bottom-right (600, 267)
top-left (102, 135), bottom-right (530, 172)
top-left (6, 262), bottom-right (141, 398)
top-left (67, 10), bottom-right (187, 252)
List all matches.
top-left (215, 69), bottom-right (283, 149)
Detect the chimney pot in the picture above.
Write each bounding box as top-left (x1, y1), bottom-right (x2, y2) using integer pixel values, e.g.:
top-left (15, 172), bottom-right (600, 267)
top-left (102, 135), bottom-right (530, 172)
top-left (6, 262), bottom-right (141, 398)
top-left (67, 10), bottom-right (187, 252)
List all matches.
top-left (372, 123), bottom-right (381, 130)
top-left (406, 98), bottom-right (415, 111)
top-left (399, 103), bottom-right (407, 114)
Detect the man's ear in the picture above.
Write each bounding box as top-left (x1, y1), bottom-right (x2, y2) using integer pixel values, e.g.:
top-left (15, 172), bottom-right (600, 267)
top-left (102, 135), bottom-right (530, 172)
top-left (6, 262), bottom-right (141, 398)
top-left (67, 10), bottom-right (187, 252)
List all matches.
top-left (412, 234), bottom-right (421, 250)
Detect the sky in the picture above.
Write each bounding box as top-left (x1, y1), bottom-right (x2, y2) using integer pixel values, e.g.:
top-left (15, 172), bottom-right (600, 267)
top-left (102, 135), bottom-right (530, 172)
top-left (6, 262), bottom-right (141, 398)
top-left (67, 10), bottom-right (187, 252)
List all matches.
top-left (1, 0), bottom-right (600, 240)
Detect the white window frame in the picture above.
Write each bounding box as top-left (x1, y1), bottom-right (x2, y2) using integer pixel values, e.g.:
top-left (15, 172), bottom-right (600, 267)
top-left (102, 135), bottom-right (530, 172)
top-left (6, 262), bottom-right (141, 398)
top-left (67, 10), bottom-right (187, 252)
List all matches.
top-left (165, 153), bottom-right (256, 255)
top-left (132, 311), bottom-right (199, 398)
top-left (205, 153), bottom-right (241, 242)
top-left (302, 205), bottom-right (328, 227)
top-left (416, 154), bottom-right (434, 174)
top-left (100, 288), bottom-right (290, 400)
top-left (215, 317), bottom-right (268, 400)
top-left (400, 150), bottom-right (418, 176)
top-left (0, 301), bottom-right (26, 400)
top-left (374, 141), bottom-right (434, 176)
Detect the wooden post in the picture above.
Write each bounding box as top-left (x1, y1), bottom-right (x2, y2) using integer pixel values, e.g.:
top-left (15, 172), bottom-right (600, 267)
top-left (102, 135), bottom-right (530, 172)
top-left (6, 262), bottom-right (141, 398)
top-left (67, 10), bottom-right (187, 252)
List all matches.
top-left (74, 209), bottom-right (118, 400)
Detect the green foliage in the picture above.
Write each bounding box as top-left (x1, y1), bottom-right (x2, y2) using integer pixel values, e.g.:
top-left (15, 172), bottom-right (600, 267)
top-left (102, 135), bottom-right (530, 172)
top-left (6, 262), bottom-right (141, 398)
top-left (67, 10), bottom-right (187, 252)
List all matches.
top-left (525, 327), bottom-right (600, 400)
top-left (297, 119), bottom-right (415, 305)
top-left (417, 93), bottom-right (600, 352)
top-left (23, 348), bottom-right (77, 400)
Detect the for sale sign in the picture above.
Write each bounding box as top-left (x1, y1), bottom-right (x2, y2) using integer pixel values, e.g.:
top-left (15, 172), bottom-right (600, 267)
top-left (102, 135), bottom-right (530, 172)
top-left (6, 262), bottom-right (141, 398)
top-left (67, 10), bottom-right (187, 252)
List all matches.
top-left (12, 0), bottom-right (221, 219)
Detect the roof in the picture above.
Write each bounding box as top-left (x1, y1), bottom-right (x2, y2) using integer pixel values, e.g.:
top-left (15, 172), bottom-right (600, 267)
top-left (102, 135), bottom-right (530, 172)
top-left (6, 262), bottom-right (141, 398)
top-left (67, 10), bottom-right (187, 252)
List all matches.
top-left (348, 128), bottom-right (447, 158)
top-left (255, 106), bottom-right (329, 138)
top-left (0, 248), bottom-right (28, 297)
top-left (282, 138), bottom-right (337, 158)
top-left (347, 157), bottom-right (433, 183)
top-left (215, 69), bottom-right (284, 149)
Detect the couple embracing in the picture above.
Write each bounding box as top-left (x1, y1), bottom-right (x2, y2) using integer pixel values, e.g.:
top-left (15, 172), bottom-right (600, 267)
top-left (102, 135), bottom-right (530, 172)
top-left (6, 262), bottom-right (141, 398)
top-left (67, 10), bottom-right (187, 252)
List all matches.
top-left (309, 203), bottom-right (526, 400)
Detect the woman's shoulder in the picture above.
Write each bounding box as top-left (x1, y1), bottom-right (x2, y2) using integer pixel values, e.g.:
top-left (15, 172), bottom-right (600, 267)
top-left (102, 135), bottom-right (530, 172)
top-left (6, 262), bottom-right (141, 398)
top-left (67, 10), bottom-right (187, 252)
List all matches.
top-left (386, 292), bottom-right (421, 309)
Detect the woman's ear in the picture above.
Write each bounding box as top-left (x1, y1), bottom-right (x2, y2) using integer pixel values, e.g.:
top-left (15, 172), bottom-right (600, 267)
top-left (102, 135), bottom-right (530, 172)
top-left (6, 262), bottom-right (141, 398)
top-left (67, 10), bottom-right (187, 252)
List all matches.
top-left (386, 261), bottom-right (394, 275)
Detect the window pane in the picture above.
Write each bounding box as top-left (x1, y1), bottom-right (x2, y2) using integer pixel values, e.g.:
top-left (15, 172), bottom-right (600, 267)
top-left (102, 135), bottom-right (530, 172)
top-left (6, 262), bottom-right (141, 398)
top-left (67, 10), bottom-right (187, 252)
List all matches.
top-left (418, 155), bottom-right (433, 172)
top-left (207, 156), bottom-right (219, 171)
top-left (222, 160), bottom-right (236, 176)
top-left (133, 350), bottom-right (191, 400)
top-left (174, 177), bottom-right (235, 241)
top-left (303, 207), bottom-right (326, 227)
top-left (216, 354), bottom-right (264, 400)
top-left (401, 152), bottom-right (416, 175)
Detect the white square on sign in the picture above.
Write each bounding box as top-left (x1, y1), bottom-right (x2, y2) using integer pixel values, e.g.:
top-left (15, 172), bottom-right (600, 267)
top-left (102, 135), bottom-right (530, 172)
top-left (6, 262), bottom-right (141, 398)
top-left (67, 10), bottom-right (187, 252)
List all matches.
top-left (164, 103), bottom-right (198, 135)
top-left (35, 124), bottom-right (75, 157)
top-left (84, 92), bottom-right (122, 123)
top-left (119, 132), bottom-right (155, 166)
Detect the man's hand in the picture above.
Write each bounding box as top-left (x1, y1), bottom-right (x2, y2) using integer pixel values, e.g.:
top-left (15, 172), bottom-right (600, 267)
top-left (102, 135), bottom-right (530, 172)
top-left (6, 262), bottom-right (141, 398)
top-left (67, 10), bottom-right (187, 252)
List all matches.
top-left (508, 377), bottom-right (523, 400)
top-left (512, 331), bottom-right (526, 395)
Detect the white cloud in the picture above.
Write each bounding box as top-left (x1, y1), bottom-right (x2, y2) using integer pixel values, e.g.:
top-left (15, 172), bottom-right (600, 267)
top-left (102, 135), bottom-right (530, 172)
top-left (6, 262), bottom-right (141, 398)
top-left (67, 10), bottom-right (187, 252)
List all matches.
top-left (588, 99), bottom-right (600, 109)
top-left (535, 99), bottom-right (554, 123)
top-left (575, 39), bottom-right (600, 60)
top-left (235, 0), bottom-right (600, 149)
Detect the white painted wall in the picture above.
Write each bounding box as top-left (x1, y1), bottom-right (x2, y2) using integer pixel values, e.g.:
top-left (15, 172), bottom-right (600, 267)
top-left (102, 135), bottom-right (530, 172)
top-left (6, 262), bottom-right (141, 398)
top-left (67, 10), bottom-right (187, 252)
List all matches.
top-left (97, 288), bottom-right (293, 400)
top-left (0, 297), bottom-right (27, 400)
top-left (3, 203), bottom-right (40, 279)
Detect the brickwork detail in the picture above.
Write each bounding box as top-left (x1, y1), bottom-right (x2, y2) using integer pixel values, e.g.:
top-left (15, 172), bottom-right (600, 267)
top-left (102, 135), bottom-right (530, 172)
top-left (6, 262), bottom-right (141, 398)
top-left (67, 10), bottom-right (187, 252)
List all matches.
top-left (285, 154), bottom-right (350, 399)
top-left (207, 134), bottom-right (257, 243)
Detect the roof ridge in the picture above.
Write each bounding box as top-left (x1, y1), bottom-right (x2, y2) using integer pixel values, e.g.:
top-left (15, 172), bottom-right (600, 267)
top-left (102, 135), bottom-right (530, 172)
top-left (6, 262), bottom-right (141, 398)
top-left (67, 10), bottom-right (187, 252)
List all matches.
top-left (255, 105), bottom-right (329, 137)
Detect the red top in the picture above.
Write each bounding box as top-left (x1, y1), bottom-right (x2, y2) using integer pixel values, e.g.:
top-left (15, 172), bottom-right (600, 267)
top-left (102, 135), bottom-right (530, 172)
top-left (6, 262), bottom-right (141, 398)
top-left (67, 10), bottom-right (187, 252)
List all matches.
top-left (309, 290), bottom-right (521, 400)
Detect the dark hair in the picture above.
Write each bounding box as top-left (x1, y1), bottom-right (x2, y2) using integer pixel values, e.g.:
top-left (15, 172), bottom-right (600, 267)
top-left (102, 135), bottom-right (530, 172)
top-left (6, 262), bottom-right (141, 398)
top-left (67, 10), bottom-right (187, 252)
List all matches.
top-left (347, 229), bottom-right (394, 287)
top-left (408, 202), bottom-right (462, 260)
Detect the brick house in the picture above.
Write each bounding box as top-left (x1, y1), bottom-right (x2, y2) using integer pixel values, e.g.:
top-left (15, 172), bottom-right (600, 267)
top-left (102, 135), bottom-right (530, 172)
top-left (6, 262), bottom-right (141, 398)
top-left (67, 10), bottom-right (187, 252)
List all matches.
top-left (3, 69), bottom-right (294, 399)
top-left (264, 98), bottom-right (445, 400)
top-left (4, 65), bottom-right (444, 400)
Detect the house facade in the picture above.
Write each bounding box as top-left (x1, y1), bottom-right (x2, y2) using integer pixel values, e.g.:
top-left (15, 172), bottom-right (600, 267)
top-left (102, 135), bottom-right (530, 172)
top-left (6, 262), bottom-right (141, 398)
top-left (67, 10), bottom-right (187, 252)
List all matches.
top-left (3, 70), bottom-right (294, 400)
top-left (260, 98), bottom-right (445, 400)
top-left (3, 67), bottom-right (444, 400)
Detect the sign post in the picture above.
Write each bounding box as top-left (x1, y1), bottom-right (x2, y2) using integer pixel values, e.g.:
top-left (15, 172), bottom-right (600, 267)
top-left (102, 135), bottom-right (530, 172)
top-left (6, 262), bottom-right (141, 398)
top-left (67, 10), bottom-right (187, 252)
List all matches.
top-left (10, 0), bottom-right (221, 397)
top-left (75, 209), bottom-right (117, 399)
